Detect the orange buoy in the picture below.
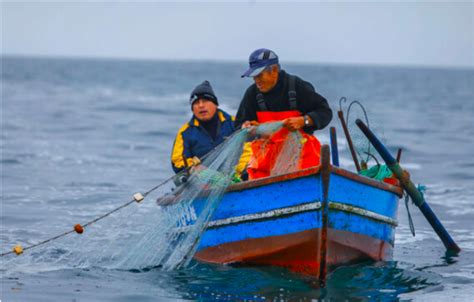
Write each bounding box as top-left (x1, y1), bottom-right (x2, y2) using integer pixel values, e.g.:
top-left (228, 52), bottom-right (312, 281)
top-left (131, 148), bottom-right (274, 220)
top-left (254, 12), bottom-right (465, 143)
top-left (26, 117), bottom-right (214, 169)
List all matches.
top-left (13, 245), bottom-right (23, 255)
top-left (74, 224), bottom-right (84, 234)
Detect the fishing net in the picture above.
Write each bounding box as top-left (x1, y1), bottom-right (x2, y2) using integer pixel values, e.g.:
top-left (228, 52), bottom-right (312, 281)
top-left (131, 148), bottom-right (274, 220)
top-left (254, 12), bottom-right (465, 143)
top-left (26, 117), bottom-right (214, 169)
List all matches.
top-left (2, 122), bottom-right (307, 273)
top-left (271, 129), bottom-right (305, 176)
top-left (247, 122), bottom-right (307, 178)
top-left (343, 100), bottom-right (372, 165)
top-left (359, 164), bottom-right (393, 181)
top-left (124, 121), bottom-right (306, 271)
top-left (339, 97), bottom-right (387, 170)
top-left (118, 128), bottom-right (250, 270)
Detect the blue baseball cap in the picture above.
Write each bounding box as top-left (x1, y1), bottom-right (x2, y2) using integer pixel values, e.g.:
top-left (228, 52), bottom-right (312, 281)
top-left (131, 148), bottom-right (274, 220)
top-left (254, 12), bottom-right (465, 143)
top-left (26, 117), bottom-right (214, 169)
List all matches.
top-left (241, 48), bottom-right (279, 78)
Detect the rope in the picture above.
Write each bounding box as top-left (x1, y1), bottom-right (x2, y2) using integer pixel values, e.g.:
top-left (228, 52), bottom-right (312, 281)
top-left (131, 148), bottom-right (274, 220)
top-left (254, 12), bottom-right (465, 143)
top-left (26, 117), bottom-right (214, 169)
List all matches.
top-left (359, 164), bottom-right (393, 181)
top-left (0, 170), bottom-right (184, 257)
top-left (345, 100), bottom-right (371, 163)
top-left (363, 151), bottom-right (380, 167)
top-left (1, 128), bottom-right (247, 258)
top-left (403, 184), bottom-right (427, 237)
top-left (404, 193), bottom-right (416, 237)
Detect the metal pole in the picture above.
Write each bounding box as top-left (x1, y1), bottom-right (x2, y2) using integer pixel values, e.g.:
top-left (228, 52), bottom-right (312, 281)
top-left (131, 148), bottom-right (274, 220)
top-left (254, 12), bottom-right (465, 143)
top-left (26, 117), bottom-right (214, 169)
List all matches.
top-left (337, 111), bottom-right (361, 172)
top-left (396, 148), bottom-right (402, 163)
top-left (330, 127), bottom-right (339, 167)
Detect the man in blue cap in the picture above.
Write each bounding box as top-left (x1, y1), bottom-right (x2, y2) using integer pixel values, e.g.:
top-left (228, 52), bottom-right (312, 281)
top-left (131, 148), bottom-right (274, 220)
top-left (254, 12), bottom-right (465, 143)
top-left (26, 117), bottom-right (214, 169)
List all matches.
top-left (171, 80), bottom-right (236, 174)
top-left (235, 48), bottom-right (333, 179)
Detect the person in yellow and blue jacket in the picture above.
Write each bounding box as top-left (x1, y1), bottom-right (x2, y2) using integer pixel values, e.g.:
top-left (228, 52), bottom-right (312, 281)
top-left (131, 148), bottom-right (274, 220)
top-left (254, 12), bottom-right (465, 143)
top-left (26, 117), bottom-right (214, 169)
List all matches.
top-left (171, 80), bottom-right (236, 174)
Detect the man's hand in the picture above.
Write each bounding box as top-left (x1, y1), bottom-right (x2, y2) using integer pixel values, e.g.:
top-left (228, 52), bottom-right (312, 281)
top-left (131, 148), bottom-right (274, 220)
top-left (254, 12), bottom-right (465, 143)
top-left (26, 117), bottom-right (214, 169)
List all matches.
top-left (242, 120), bottom-right (259, 128)
top-left (190, 164), bottom-right (205, 174)
top-left (283, 117), bottom-right (305, 131)
top-left (189, 156), bottom-right (204, 173)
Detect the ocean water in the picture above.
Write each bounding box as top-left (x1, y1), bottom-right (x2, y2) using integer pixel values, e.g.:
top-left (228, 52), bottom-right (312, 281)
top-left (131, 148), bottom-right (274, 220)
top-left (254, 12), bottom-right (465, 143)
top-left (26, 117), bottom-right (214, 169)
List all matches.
top-left (1, 56), bottom-right (474, 301)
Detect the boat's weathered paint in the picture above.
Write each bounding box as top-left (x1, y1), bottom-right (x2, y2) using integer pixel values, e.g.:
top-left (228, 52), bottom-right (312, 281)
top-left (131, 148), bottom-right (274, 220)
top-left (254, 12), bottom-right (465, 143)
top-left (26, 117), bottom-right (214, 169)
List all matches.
top-left (190, 166), bottom-right (400, 277)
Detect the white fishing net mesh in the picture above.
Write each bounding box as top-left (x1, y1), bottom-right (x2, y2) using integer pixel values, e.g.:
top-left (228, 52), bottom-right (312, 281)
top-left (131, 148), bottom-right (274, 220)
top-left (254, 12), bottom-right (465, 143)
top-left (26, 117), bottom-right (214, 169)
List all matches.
top-left (2, 122), bottom-right (308, 273)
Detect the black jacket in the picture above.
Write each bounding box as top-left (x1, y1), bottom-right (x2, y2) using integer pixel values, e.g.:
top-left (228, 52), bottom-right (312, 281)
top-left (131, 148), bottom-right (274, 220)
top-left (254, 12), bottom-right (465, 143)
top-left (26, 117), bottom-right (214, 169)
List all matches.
top-left (234, 70), bottom-right (332, 134)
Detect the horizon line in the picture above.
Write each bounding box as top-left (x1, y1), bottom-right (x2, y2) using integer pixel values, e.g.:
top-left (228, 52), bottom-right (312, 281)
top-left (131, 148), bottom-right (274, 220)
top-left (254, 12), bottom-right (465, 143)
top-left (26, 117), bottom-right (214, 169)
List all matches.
top-left (2, 53), bottom-right (473, 71)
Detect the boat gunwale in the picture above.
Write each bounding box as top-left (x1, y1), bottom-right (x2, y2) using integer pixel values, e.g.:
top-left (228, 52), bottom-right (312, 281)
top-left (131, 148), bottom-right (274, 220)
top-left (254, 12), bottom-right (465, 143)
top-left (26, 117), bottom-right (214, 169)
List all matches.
top-left (227, 165), bottom-right (403, 197)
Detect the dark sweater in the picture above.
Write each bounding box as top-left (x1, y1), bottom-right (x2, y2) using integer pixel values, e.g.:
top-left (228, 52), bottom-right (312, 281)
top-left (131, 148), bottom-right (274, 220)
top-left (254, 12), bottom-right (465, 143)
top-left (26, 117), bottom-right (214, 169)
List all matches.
top-left (200, 113), bottom-right (219, 140)
top-left (234, 70), bottom-right (333, 133)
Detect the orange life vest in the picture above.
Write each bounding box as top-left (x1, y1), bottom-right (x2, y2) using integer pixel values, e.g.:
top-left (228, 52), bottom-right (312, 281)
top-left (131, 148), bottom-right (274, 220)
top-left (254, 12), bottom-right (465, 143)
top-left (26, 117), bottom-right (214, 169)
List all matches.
top-left (247, 109), bottom-right (321, 179)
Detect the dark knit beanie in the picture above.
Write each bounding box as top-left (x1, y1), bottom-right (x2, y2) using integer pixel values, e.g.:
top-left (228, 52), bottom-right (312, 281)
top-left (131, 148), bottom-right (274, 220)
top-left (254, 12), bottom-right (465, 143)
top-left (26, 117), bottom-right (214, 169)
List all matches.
top-left (190, 80), bottom-right (218, 106)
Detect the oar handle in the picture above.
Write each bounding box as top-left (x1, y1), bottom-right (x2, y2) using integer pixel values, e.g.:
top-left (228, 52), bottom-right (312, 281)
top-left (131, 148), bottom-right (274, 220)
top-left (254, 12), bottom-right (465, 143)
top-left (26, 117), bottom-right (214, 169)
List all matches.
top-left (355, 119), bottom-right (460, 252)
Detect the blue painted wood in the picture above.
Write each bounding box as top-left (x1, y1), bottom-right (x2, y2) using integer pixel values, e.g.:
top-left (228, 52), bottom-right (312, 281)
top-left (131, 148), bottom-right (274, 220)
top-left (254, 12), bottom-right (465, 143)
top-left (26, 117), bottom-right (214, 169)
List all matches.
top-left (197, 203), bottom-right (396, 251)
top-left (193, 170), bottom-right (399, 252)
top-left (198, 211), bottom-right (322, 250)
top-left (195, 175), bottom-right (321, 220)
top-left (329, 211), bottom-right (396, 245)
top-left (329, 174), bottom-right (398, 218)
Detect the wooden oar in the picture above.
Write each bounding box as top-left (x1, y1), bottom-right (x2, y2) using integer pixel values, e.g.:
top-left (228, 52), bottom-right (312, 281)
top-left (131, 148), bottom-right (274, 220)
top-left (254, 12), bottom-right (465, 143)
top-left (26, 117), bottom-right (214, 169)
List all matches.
top-left (355, 119), bottom-right (460, 252)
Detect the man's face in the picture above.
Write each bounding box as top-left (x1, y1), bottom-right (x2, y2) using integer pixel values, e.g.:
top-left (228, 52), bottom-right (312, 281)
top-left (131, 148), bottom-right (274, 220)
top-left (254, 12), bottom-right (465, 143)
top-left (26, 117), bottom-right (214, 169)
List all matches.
top-left (253, 66), bottom-right (279, 93)
top-left (192, 99), bottom-right (218, 122)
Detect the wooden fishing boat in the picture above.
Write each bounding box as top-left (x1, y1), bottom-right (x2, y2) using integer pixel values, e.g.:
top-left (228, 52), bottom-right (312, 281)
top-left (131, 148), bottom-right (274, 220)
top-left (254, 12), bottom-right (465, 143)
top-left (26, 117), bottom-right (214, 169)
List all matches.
top-left (190, 147), bottom-right (402, 279)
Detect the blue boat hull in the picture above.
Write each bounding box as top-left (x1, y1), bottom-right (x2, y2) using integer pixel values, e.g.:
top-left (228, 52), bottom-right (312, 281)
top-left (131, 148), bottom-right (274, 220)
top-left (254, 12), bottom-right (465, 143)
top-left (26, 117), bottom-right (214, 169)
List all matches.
top-left (193, 166), bottom-right (401, 276)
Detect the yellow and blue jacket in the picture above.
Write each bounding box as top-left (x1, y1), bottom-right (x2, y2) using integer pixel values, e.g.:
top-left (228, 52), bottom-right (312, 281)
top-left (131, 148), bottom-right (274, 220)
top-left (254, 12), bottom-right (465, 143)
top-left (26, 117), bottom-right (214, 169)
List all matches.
top-left (171, 109), bottom-right (236, 173)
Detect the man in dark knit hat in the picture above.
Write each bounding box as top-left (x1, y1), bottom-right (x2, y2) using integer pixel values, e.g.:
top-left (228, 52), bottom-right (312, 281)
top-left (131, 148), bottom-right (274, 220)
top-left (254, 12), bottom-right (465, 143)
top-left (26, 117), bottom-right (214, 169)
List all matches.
top-left (170, 81), bottom-right (236, 174)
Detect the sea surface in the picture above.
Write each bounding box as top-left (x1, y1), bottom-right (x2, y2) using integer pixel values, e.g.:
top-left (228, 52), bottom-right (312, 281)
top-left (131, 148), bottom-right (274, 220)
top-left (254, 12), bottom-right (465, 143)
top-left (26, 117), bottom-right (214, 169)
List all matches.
top-left (1, 56), bottom-right (474, 301)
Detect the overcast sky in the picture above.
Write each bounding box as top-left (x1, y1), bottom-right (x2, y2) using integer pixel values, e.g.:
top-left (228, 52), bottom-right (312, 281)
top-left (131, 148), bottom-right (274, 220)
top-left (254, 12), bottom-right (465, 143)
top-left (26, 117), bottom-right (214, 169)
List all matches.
top-left (2, 1), bottom-right (473, 68)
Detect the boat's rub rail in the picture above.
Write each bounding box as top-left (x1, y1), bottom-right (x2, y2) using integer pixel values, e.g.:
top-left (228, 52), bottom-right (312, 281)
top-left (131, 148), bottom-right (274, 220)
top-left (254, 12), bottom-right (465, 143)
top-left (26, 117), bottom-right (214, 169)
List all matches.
top-left (328, 202), bottom-right (398, 226)
top-left (227, 166), bottom-right (403, 197)
top-left (208, 201), bottom-right (321, 228)
top-left (204, 200), bottom-right (398, 230)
